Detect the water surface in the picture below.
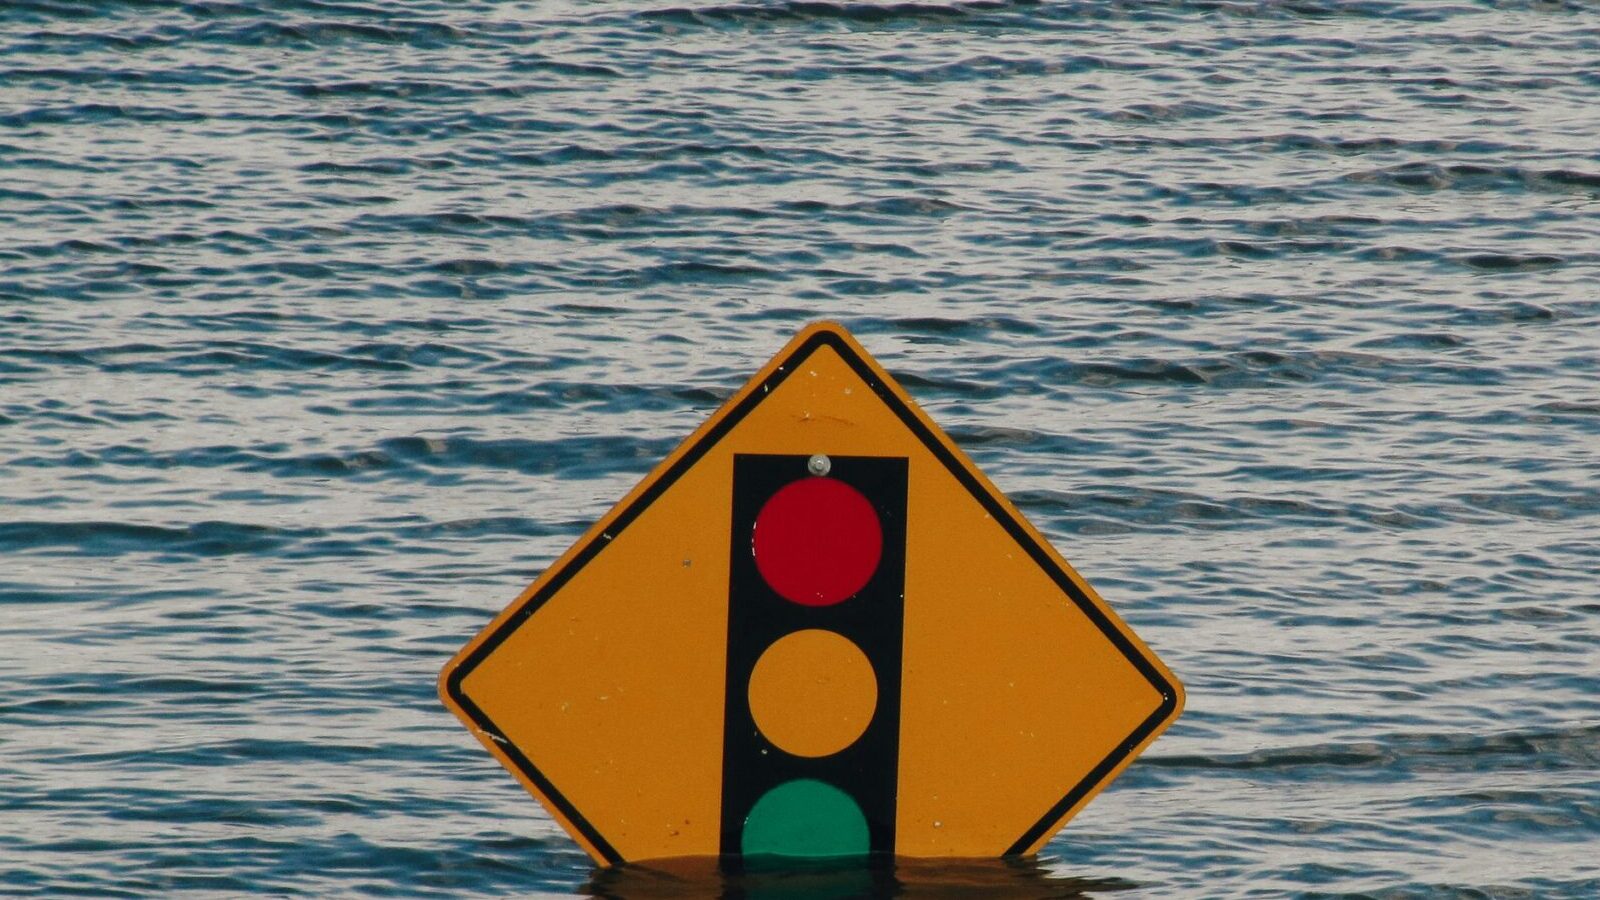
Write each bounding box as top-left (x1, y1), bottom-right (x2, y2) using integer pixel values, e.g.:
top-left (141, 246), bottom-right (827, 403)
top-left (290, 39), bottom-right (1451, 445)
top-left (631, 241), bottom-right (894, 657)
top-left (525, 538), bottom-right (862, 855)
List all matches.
top-left (2, 1), bottom-right (1598, 896)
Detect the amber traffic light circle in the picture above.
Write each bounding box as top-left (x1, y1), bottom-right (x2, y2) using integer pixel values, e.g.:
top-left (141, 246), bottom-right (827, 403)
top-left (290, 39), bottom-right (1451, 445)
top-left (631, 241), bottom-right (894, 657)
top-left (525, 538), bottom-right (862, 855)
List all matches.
top-left (747, 628), bottom-right (878, 758)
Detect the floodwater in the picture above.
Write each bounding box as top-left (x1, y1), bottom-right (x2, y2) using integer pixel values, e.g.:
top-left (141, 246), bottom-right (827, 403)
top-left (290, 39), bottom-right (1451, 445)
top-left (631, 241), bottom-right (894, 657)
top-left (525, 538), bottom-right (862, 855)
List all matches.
top-left (3, 1), bottom-right (1598, 896)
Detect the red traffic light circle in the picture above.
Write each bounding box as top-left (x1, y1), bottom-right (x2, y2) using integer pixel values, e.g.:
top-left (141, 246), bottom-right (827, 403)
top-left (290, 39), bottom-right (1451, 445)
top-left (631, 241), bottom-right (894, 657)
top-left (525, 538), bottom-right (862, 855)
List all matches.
top-left (752, 475), bottom-right (882, 606)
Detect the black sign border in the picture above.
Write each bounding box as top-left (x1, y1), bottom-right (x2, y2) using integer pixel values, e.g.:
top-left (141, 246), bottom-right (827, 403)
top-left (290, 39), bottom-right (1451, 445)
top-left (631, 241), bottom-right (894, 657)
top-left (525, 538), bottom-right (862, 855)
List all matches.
top-left (443, 326), bottom-right (1181, 865)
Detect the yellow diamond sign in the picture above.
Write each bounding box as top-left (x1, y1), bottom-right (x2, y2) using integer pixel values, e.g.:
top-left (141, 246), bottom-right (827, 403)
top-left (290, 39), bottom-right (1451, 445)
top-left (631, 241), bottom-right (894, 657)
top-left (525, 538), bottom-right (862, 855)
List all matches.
top-left (440, 321), bottom-right (1184, 865)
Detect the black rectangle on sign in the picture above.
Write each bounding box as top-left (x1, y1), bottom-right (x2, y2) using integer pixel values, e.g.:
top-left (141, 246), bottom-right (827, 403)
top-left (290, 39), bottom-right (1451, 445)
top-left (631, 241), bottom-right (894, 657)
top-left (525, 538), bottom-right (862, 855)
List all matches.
top-left (720, 453), bottom-right (909, 861)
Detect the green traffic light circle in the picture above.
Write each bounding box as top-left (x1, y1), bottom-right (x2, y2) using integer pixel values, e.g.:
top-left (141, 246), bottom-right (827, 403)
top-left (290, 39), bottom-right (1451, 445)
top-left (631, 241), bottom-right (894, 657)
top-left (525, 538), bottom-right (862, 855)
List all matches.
top-left (741, 778), bottom-right (870, 859)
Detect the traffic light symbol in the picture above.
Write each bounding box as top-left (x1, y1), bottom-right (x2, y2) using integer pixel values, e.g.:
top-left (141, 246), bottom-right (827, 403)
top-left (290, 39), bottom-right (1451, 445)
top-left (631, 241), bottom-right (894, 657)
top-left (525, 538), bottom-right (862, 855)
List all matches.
top-left (721, 453), bottom-right (909, 860)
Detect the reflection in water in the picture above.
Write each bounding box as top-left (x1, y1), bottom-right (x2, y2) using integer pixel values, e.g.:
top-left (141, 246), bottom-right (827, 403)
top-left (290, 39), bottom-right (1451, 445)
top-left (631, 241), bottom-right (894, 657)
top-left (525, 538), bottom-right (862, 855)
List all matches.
top-left (581, 855), bottom-right (1134, 899)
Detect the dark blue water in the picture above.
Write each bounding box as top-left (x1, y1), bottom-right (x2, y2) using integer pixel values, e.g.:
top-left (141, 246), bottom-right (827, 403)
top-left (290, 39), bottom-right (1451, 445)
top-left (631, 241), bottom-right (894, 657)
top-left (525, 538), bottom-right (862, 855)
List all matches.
top-left (3, 1), bottom-right (1598, 896)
